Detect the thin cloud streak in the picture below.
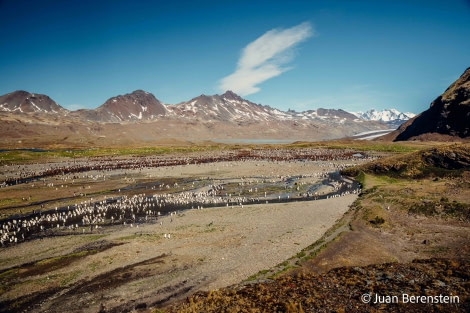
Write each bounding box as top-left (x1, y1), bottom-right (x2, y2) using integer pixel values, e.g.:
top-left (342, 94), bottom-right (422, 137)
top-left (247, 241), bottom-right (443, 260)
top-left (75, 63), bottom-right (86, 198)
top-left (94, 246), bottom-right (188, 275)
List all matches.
top-left (219, 22), bottom-right (313, 96)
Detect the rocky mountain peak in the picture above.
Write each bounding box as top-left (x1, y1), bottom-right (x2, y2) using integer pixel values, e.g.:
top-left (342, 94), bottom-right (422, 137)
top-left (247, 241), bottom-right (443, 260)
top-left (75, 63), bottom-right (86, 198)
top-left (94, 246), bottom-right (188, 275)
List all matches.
top-left (0, 90), bottom-right (67, 114)
top-left (221, 90), bottom-right (243, 101)
top-left (95, 90), bottom-right (167, 122)
top-left (104, 90), bottom-right (159, 106)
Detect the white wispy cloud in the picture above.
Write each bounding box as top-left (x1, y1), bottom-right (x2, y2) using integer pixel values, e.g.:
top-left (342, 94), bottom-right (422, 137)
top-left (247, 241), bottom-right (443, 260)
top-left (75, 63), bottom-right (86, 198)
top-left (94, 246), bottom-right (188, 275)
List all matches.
top-left (218, 22), bottom-right (313, 96)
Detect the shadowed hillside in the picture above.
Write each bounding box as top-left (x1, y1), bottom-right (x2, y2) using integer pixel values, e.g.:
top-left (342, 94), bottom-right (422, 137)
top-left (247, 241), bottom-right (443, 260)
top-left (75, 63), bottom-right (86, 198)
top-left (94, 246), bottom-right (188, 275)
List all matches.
top-left (380, 68), bottom-right (470, 141)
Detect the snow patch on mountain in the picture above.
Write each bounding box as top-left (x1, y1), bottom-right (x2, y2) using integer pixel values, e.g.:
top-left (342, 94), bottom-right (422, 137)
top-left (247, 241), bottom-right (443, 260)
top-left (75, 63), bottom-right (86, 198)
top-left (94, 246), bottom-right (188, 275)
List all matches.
top-left (351, 108), bottom-right (415, 128)
top-left (354, 108), bottom-right (415, 122)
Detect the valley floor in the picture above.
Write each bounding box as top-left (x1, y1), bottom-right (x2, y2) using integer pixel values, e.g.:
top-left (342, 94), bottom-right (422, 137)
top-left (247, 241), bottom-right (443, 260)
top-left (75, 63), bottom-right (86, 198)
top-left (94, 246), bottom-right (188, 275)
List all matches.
top-left (1, 145), bottom-right (468, 313)
top-left (1, 195), bottom-right (356, 313)
top-left (0, 153), bottom-right (362, 313)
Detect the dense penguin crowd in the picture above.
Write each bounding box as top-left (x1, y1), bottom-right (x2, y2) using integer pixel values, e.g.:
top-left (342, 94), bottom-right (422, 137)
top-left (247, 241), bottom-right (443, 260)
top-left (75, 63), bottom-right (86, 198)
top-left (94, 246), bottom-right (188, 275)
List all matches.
top-left (1, 148), bottom-right (372, 187)
top-left (0, 149), bottom-right (372, 247)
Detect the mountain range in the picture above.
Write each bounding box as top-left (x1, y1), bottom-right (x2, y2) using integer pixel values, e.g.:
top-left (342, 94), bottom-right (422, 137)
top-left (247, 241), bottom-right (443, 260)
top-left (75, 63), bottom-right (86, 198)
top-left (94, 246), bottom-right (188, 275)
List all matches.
top-left (0, 88), bottom-right (414, 147)
top-left (0, 89), bottom-right (410, 124)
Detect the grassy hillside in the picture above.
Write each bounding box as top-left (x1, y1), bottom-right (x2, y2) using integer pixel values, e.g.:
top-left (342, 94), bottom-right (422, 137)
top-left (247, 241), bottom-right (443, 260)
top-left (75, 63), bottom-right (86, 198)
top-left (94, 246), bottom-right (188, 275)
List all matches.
top-left (341, 143), bottom-right (470, 179)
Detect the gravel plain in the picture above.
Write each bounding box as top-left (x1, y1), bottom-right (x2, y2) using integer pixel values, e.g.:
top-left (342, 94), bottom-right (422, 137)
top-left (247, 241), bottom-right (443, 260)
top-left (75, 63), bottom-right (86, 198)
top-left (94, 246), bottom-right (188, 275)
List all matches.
top-left (0, 158), bottom-right (362, 312)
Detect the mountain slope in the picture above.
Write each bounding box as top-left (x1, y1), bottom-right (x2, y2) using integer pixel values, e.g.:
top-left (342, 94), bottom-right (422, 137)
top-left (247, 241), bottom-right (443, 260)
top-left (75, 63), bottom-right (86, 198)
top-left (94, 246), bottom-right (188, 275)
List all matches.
top-left (74, 90), bottom-right (168, 122)
top-left (0, 90), bottom-right (68, 115)
top-left (382, 68), bottom-right (470, 141)
top-left (171, 90), bottom-right (274, 122)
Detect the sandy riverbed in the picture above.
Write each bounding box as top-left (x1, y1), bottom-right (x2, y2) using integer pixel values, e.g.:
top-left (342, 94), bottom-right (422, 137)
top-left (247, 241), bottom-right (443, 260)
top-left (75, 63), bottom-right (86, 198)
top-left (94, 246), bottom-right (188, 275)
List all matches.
top-left (0, 158), bottom-right (362, 312)
top-left (1, 194), bottom-right (356, 312)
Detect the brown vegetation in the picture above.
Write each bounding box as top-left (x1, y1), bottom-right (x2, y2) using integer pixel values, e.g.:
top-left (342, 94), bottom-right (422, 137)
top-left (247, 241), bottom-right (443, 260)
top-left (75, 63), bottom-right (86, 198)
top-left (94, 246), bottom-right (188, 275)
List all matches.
top-left (341, 143), bottom-right (470, 178)
top-left (168, 258), bottom-right (469, 313)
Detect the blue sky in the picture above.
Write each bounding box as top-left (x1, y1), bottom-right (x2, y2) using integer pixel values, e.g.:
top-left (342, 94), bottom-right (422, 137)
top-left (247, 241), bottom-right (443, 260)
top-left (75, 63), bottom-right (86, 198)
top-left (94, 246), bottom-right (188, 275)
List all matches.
top-left (1, 0), bottom-right (469, 114)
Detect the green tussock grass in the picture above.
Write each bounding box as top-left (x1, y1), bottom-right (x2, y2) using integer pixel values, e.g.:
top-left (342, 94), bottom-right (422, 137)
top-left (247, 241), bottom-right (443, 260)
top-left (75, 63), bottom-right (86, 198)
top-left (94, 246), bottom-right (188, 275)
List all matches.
top-left (0, 145), bottom-right (230, 165)
top-left (286, 139), bottom-right (427, 153)
top-left (0, 140), bottom-right (429, 165)
top-left (341, 143), bottom-right (470, 180)
top-left (35, 250), bottom-right (94, 266)
top-left (117, 233), bottom-right (161, 241)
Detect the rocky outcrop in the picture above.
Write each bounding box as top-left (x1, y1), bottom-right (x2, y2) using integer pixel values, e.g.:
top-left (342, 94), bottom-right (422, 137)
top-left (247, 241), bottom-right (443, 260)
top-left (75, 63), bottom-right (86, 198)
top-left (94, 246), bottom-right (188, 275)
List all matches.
top-left (385, 68), bottom-right (470, 141)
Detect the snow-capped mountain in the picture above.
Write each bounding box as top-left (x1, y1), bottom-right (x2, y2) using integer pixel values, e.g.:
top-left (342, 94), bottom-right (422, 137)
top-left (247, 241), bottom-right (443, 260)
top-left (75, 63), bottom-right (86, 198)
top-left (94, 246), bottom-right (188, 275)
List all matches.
top-left (0, 89), bottom-right (390, 144)
top-left (0, 90), bottom-right (68, 115)
top-left (172, 90), bottom-right (364, 124)
top-left (171, 90), bottom-right (275, 122)
top-left (0, 89), bottom-right (391, 127)
top-left (352, 109), bottom-right (415, 128)
top-left (73, 90), bottom-right (168, 122)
